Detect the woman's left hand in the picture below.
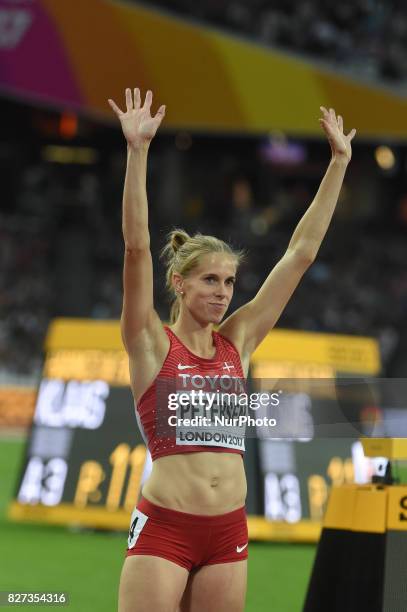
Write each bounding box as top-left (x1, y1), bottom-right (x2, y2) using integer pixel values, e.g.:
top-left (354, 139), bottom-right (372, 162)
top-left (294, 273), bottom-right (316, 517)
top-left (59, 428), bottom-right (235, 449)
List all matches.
top-left (319, 106), bottom-right (356, 163)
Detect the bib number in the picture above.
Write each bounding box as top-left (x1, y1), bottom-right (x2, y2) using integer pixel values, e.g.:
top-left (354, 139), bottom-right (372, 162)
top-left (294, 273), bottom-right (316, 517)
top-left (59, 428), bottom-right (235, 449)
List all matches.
top-left (127, 507), bottom-right (148, 549)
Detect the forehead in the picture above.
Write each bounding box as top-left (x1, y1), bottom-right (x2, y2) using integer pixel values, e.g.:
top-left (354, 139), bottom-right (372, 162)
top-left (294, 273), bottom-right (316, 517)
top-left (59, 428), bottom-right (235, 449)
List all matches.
top-left (194, 253), bottom-right (237, 275)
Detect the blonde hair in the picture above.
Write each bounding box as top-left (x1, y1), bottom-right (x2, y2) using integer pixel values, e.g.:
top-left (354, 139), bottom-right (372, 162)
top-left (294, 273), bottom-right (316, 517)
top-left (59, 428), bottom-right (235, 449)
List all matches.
top-left (160, 228), bottom-right (245, 324)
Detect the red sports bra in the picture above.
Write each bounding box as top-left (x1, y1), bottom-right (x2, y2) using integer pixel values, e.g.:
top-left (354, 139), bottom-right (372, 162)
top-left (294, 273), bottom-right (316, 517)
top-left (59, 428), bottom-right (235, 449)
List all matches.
top-left (134, 326), bottom-right (247, 461)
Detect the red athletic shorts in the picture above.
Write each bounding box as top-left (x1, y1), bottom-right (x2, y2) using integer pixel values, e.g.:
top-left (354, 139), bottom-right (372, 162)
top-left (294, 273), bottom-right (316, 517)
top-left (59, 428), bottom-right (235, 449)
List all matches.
top-left (125, 496), bottom-right (248, 571)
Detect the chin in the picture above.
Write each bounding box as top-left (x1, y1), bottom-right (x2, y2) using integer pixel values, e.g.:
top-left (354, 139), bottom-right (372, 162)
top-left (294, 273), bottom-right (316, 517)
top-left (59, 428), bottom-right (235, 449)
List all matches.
top-left (207, 315), bottom-right (220, 324)
top-left (200, 314), bottom-right (222, 325)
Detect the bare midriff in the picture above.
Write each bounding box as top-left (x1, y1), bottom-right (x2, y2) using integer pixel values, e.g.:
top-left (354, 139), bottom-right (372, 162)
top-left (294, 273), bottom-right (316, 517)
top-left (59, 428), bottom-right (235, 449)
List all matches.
top-left (141, 452), bottom-right (247, 515)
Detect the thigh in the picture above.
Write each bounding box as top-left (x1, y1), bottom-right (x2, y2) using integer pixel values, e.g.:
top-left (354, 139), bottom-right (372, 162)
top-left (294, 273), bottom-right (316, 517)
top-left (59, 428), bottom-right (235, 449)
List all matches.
top-left (179, 560), bottom-right (247, 612)
top-left (119, 555), bottom-right (189, 612)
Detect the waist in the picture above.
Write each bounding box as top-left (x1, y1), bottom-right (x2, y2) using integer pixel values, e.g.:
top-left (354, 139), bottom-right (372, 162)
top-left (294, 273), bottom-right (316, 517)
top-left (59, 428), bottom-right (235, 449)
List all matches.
top-left (142, 451), bottom-right (247, 514)
top-left (137, 495), bottom-right (246, 525)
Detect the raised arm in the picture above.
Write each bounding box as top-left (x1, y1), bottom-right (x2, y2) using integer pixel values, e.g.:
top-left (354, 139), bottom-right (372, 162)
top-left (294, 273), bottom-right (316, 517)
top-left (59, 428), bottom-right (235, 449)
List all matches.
top-left (220, 107), bottom-right (356, 359)
top-left (108, 88), bottom-right (166, 354)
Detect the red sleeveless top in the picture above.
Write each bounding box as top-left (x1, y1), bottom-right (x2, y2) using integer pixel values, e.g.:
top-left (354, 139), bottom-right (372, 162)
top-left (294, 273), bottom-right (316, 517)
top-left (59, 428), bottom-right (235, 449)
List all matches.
top-left (134, 326), bottom-right (246, 461)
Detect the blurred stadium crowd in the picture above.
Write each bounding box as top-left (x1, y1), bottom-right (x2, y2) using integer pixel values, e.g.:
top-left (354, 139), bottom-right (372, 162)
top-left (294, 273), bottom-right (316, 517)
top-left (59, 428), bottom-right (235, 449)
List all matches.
top-left (143, 0), bottom-right (407, 84)
top-left (1, 2), bottom-right (407, 381)
top-left (1, 121), bottom-right (407, 380)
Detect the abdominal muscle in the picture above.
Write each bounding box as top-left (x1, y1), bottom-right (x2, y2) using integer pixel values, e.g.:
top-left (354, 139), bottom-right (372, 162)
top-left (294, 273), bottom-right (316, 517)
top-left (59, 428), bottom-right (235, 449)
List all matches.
top-left (141, 451), bottom-right (247, 515)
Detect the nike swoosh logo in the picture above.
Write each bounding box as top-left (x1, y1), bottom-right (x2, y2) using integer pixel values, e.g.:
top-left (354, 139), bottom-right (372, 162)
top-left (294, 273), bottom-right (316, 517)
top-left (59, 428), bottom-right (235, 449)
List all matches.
top-left (236, 543), bottom-right (248, 553)
top-left (177, 364), bottom-right (198, 370)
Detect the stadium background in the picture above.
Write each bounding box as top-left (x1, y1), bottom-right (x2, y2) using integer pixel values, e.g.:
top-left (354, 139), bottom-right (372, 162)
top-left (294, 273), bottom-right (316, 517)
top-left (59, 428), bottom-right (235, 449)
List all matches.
top-left (1, 0), bottom-right (407, 610)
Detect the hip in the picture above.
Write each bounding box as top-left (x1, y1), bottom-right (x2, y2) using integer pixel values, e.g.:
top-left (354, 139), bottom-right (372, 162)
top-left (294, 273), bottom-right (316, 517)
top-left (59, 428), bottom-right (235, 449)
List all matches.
top-left (126, 495), bottom-right (248, 570)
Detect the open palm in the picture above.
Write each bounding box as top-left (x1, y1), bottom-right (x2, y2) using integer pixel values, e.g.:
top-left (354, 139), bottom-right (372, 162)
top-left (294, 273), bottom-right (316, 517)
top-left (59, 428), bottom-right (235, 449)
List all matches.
top-left (108, 88), bottom-right (166, 147)
top-left (319, 106), bottom-right (356, 162)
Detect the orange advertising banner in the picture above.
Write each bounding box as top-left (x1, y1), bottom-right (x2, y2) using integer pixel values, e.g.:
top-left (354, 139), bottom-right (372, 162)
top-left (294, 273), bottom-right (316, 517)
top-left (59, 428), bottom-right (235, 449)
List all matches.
top-left (1, 0), bottom-right (406, 137)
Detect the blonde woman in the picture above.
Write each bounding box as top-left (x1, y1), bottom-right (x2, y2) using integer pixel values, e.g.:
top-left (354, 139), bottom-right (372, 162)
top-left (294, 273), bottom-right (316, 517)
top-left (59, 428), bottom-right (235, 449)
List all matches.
top-left (108, 88), bottom-right (355, 612)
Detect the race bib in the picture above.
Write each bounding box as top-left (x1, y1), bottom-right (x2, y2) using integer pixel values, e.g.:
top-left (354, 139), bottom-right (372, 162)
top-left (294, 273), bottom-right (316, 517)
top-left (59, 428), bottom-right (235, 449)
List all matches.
top-left (127, 507), bottom-right (148, 549)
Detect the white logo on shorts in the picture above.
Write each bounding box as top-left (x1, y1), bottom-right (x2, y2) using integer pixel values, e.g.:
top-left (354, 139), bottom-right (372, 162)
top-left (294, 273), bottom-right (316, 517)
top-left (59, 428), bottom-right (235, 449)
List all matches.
top-left (127, 507), bottom-right (148, 549)
top-left (236, 543), bottom-right (248, 553)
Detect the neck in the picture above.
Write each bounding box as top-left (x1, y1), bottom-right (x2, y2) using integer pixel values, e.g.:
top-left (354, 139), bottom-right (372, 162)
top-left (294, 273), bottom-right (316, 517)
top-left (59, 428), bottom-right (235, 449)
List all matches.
top-left (170, 317), bottom-right (215, 357)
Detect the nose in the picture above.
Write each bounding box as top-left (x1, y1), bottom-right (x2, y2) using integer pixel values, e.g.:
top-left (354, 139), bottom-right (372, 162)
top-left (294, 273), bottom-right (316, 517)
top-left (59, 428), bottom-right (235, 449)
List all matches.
top-left (214, 285), bottom-right (227, 299)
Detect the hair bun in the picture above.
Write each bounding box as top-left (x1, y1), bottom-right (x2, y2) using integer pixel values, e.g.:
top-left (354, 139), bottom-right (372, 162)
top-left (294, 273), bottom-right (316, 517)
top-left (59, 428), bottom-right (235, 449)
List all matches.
top-left (170, 229), bottom-right (190, 253)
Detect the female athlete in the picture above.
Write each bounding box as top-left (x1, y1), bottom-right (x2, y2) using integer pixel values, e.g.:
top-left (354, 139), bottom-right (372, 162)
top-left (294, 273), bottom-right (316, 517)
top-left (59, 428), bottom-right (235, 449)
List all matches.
top-left (108, 87), bottom-right (356, 612)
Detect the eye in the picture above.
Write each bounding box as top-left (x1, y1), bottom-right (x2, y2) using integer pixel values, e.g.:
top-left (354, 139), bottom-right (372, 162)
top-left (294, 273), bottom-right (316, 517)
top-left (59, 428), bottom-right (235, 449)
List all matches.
top-left (226, 279), bottom-right (235, 286)
top-left (204, 276), bottom-right (216, 283)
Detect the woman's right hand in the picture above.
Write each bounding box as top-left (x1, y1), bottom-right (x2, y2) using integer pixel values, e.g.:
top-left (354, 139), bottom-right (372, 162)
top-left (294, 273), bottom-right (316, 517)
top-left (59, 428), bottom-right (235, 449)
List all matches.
top-left (108, 87), bottom-right (166, 148)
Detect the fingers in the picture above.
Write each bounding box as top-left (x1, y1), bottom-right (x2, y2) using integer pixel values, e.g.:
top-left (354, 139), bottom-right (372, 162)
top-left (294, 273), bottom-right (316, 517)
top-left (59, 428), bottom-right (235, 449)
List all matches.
top-left (320, 106), bottom-right (337, 119)
top-left (134, 87), bottom-right (141, 110)
top-left (318, 118), bottom-right (331, 134)
top-left (347, 128), bottom-right (357, 141)
top-left (107, 98), bottom-right (123, 117)
top-left (320, 106), bottom-right (329, 118)
top-left (154, 104), bottom-right (166, 120)
top-left (320, 106), bottom-right (347, 133)
top-left (320, 106), bottom-right (337, 126)
top-left (318, 115), bottom-right (331, 128)
top-left (125, 88), bottom-right (133, 111)
top-left (143, 89), bottom-right (153, 110)
top-left (319, 118), bottom-right (338, 143)
top-left (123, 87), bottom-right (148, 111)
top-left (110, 88), bottom-right (162, 117)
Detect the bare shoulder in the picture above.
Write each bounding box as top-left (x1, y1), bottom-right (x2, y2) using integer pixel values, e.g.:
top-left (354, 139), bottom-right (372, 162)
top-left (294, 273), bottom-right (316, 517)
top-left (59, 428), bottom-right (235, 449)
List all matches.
top-left (123, 310), bottom-right (170, 402)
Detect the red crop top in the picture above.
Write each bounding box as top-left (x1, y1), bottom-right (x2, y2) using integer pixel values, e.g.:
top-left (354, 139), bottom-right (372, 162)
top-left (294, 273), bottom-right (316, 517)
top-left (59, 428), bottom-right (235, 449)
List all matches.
top-left (134, 325), bottom-right (247, 461)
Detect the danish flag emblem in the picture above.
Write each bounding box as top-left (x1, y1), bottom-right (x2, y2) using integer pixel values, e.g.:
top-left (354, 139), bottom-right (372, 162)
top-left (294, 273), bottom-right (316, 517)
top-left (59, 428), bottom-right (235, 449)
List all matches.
top-left (223, 362), bottom-right (235, 371)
